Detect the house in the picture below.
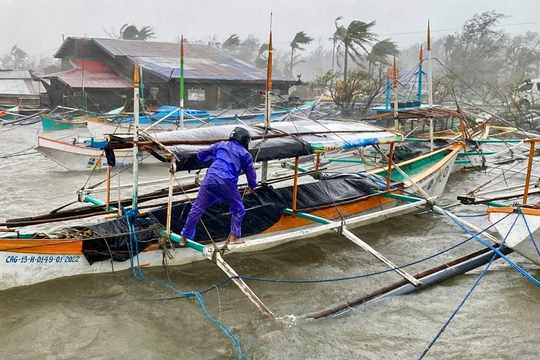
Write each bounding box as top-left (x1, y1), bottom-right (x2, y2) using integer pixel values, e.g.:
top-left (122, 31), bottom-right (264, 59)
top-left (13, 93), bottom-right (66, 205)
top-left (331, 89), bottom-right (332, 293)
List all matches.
top-left (45, 37), bottom-right (295, 112)
top-left (0, 69), bottom-right (47, 108)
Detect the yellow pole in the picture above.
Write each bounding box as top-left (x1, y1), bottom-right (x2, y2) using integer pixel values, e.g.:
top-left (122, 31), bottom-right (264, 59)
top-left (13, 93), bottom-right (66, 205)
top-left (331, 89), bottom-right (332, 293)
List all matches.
top-left (523, 141), bottom-right (536, 205)
top-left (292, 156), bottom-right (300, 212)
top-left (386, 143), bottom-right (395, 190)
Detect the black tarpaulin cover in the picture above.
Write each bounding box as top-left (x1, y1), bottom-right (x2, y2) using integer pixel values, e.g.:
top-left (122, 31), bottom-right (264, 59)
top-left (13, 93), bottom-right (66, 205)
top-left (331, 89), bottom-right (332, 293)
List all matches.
top-left (80, 217), bottom-right (160, 264)
top-left (78, 174), bottom-right (387, 264)
top-left (393, 139), bottom-right (451, 161)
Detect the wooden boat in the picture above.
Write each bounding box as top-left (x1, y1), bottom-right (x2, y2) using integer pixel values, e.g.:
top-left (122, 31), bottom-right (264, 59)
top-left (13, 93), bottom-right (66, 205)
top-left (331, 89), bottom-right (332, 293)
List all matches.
top-left (0, 34), bottom-right (461, 308)
top-left (0, 118), bottom-right (462, 290)
top-left (483, 139), bottom-right (540, 265)
top-left (41, 115), bottom-right (88, 131)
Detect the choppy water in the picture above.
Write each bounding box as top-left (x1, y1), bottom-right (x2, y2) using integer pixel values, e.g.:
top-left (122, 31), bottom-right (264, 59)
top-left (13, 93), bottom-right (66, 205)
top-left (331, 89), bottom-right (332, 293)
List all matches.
top-left (1, 123), bottom-right (540, 359)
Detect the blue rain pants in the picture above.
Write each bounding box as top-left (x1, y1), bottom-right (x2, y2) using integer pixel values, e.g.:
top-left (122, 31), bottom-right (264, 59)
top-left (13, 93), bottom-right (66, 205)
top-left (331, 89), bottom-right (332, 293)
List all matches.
top-left (180, 140), bottom-right (257, 240)
top-left (181, 176), bottom-right (246, 240)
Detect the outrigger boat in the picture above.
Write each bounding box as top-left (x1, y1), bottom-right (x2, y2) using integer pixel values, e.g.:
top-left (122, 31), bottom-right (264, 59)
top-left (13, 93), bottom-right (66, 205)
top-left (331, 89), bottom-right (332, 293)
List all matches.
top-left (0, 117), bottom-right (462, 293)
top-left (1, 32), bottom-right (464, 321)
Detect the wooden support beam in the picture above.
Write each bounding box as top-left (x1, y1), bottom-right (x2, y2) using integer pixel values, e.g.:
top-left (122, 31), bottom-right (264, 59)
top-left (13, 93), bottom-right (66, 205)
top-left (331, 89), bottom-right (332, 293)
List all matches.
top-left (106, 165), bottom-right (111, 211)
top-left (341, 228), bottom-right (422, 287)
top-left (386, 142), bottom-right (395, 190)
top-left (283, 209), bottom-right (422, 286)
top-left (523, 141), bottom-right (536, 205)
top-left (165, 159), bottom-right (175, 238)
top-left (166, 231), bottom-right (274, 318)
top-left (214, 252), bottom-right (275, 318)
top-left (292, 156), bottom-right (300, 212)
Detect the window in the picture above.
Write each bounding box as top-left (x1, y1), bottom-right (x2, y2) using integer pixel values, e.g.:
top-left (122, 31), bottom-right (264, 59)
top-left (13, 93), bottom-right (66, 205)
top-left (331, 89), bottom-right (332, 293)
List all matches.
top-left (188, 88), bottom-right (205, 101)
top-left (519, 83), bottom-right (533, 92)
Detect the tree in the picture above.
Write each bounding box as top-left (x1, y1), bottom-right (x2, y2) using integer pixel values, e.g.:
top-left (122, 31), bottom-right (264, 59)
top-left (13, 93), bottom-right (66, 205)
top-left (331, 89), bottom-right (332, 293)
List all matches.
top-left (367, 39), bottom-right (399, 67)
top-left (222, 34), bottom-right (241, 51)
top-left (11, 45), bottom-right (27, 69)
top-left (289, 31), bottom-right (313, 78)
top-left (443, 11), bottom-right (508, 93)
top-left (119, 24), bottom-right (156, 40)
top-left (332, 17), bottom-right (378, 115)
top-left (504, 32), bottom-right (540, 82)
top-left (255, 42), bottom-right (269, 69)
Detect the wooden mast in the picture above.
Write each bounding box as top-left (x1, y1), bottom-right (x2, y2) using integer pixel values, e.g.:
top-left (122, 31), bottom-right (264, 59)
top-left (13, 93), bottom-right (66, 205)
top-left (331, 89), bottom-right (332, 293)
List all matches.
top-left (393, 57), bottom-right (399, 129)
top-left (179, 35), bottom-right (185, 129)
top-left (427, 20), bottom-right (434, 152)
top-left (417, 45), bottom-right (423, 102)
top-left (132, 63), bottom-right (141, 210)
top-left (261, 16), bottom-right (273, 184)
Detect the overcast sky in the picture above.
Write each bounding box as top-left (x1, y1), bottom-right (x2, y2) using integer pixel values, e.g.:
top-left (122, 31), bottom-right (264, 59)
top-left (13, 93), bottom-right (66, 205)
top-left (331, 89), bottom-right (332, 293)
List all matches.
top-left (2, 0), bottom-right (540, 57)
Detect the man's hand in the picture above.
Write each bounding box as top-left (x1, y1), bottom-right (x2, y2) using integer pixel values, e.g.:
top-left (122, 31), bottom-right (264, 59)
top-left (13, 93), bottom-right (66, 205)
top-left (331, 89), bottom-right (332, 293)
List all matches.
top-left (245, 187), bottom-right (254, 195)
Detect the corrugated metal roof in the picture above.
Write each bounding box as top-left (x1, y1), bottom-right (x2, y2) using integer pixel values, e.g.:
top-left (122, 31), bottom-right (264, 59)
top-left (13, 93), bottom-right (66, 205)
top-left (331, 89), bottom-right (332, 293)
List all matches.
top-left (44, 60), bottom-right (131, 89)
top-left (0, 70), bottom-right (33, 80)
top-left (56, 38), bottom-right (291, 82)
top-left (94, 38), bottom-right (285, 81)
top-left (0, 79), bottom-right (45, 96)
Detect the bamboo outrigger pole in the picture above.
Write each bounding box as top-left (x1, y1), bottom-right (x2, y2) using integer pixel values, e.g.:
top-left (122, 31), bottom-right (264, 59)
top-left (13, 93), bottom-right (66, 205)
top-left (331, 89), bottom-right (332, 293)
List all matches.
top-left (166, 232), bottom-right (275, 318)
top-left (282, 209), bottom-right (421, 286)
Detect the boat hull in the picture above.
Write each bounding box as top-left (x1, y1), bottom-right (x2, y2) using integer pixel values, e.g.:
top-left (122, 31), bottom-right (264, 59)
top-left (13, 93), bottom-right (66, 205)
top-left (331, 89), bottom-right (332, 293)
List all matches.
top-left (34, 136), bottom-right (160, 171)
top-left (41, 116), bottom-right (87, 131)
top-left (0, 144), bottom-right (460, 290)
top-left (488, 207), bottom-right (540, 265)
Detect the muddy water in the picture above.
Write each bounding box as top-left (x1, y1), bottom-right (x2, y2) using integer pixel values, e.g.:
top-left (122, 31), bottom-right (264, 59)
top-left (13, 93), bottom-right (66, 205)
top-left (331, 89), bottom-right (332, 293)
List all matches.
top-left (1, 123), bottom-right (539, 359)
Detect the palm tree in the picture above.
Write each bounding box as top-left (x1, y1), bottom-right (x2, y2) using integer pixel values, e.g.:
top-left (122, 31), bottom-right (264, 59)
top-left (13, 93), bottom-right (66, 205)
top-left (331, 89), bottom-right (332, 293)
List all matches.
top-left (11, 45), bottom-right (27, 69)
top-left (289, 31), bottom-right (313, 78)
top-left (222, 34), bottom-right (241, 51)
top-left (119, 24), bottom-right (156, 40)
top-left (255, 43), bottom-right (269, 69)
top-left (333, 17), bottom-right (377, 87)
top-left (367, 39), bottom-right (399, 67)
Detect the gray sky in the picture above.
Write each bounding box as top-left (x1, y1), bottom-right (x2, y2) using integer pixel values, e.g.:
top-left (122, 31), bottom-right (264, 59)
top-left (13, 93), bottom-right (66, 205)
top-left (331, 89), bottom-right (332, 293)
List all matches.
top-left (2, 0), bottom-right (540, 57)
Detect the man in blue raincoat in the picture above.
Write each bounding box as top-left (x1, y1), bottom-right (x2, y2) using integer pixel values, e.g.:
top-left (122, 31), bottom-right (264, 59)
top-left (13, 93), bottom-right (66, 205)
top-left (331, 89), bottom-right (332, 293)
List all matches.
top-left (179, 127), bottom-right (257, 246)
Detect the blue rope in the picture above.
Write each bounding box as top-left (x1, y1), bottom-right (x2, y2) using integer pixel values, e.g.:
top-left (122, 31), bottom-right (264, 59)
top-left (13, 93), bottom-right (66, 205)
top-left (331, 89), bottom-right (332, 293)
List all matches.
top-left (418, 251), bottom-right (499, 359)
top-left (124, 211), bottom-right (249, 360)
top-left (418, 210), bottom-right (517, 359)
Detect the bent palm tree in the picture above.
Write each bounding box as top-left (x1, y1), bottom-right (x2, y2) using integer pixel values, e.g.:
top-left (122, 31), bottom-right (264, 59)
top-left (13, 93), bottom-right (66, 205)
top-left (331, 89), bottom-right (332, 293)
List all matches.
top-left (333, 17), bottom-right (377, 87)
top-left (289, 31), bottom-right (313, 78)
top-left (333, 17), bottom-right (377, 115)
top-left (120, 24), bottom-right (156, 40)
top-left (222, 34), bottom-right (241, 51)
top-left (367, 39), bottom-right (399, 68)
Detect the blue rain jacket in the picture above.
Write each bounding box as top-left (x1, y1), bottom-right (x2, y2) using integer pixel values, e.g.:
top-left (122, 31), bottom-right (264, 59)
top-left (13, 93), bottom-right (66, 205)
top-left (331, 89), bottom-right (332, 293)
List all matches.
top-left (180, 140), bottom-right (257, 240)
top-left (197, 140), bottom-right (257, 189)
